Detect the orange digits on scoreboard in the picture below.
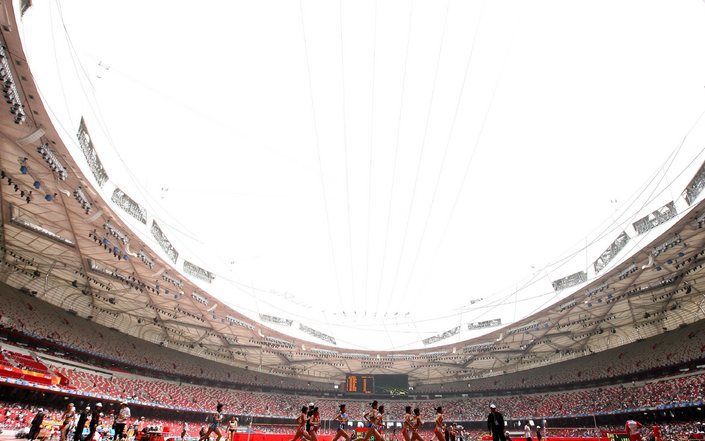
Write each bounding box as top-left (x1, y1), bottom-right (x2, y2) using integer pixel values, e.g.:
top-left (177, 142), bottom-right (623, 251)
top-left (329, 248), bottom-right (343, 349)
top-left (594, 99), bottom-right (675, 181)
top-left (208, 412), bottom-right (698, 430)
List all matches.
top-left (347, 375), bottom-right (358, 392)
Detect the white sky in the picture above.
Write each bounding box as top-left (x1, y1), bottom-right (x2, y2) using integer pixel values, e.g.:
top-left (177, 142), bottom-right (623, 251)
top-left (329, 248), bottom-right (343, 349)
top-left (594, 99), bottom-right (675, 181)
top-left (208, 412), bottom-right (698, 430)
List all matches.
top-left (16, 0), bottom-right (705, 350)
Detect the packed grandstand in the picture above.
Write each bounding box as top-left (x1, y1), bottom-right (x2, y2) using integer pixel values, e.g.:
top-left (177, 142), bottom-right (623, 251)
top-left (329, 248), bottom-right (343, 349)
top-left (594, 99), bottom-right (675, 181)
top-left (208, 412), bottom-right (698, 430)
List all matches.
top-left (2, 0), bottom-right (705, 441)
top-left (4, 286), bottom-right (705, 422)
top-left (4, 296), bottom-right (705, 439)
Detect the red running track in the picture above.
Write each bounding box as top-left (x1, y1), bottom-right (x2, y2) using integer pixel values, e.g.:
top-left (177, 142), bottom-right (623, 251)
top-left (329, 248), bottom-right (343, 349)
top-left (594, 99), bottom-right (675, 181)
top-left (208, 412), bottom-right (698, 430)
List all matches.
top-left (232, 436), bottom-right (605, 441)
top-left (231, 435), bottom-right (334, 441)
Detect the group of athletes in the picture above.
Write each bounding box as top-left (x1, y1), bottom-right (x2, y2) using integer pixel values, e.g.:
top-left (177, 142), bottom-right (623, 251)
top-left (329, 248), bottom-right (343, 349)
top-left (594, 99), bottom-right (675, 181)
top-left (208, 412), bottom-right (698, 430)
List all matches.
top-left (199, 400), bottom-right (456, 441)
top-left (290, 401), bottom-right (449, 441)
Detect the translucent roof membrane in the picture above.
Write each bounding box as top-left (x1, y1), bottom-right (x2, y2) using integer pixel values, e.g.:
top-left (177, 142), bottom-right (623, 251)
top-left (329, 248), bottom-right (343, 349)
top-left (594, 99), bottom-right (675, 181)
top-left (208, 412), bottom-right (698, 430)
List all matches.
top-left (19, 0), bottom-right (705, 350)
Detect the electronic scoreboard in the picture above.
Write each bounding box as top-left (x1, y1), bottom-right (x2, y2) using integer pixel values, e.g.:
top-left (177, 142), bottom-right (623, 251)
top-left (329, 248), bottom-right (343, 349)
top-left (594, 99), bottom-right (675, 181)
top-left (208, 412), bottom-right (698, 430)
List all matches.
top-left (345, 374), bottom-right (408, 394)
top-left (345, 374), bottom-right (375, 394)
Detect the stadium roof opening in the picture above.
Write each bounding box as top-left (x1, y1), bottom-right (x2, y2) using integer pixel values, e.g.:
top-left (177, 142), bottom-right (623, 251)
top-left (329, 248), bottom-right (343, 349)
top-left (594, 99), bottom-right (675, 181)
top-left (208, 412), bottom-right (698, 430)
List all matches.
top-left (17, 0), bottom-right (705, 351)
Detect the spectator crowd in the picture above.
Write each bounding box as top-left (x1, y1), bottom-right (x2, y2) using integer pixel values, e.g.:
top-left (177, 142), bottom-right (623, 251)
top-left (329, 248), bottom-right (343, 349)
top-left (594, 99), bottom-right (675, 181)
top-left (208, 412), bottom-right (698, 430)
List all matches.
top-left (0, 351), bottom-right (703, 421)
